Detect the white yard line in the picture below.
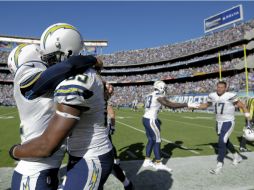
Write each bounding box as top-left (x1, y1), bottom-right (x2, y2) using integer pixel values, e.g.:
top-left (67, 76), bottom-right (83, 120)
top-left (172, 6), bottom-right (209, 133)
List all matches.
top-left (116, 120), bottom-right (200, 155)
top-left (0, 110), bottom-right (17, 116)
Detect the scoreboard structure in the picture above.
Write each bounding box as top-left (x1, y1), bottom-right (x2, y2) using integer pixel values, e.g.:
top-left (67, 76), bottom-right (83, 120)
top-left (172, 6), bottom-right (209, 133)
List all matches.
top-left (0, 35), bottom-right (108, 55)
top-left (204, 4), bottom-right (243, 33)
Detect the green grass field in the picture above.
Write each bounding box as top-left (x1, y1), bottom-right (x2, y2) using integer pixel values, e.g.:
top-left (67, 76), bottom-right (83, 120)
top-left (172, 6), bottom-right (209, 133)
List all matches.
top-left (0, 106), bottom-right (253, 167)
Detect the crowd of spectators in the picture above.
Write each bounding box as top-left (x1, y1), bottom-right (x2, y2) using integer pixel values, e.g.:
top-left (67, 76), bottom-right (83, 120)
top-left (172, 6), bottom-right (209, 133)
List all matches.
top-left (0, 72), bottom-right (14, 81)
top-left (0, 51), bottom-right (9, 63)
top-left (102, 56), bottom-right (243, 83)
top-left (0, 72), bottom-right (253, 106)
top-left (109, 73), bottom-right (253, 106)
top-left (100, 19), bottom-right (254, 66)
top-left (0, 19), bottom-right (253, 106)
top-left (0, 84), bottom-right (15, 106)
top-left (101, 46), bottom-right (242, 73)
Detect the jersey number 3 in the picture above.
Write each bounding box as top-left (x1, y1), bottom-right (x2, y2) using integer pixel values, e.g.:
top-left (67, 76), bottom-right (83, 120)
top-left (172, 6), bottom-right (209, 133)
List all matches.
top-left (145, 95), bottom-right (153, 108)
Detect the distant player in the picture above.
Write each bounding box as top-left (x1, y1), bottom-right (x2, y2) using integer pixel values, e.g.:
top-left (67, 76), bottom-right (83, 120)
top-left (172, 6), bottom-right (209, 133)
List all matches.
top-left (10, 23), bottom-right (114, 190)
top-left (198, 81), bottom-right (250, 174)
top-left (132, 98), bottom-right (138, 111)
top-left (107, 103), bottom-right (133, 190)
top-left (8, 43), bottom-right (97, 190)
top-left (142, 80), bottom-right (199, 172)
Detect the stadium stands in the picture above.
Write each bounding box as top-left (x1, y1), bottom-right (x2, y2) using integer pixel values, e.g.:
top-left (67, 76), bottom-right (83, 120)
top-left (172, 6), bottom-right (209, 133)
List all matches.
top-left (0, 19), bottom-right (254, 106)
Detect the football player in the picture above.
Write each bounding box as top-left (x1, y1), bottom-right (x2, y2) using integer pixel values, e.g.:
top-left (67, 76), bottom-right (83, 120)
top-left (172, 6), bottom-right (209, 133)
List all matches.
top-left (198, 81), bottom-right (250, 174)
top-left (107, 103), bottom-right (133, 190)
top-left (8, 42), bottom-right (99, 190)
top-left (10, 23), bottom-right (114, 190)
top-left (239, 98), bottom-right (254, 152)
top-left (142, 80), bottom-right (199, 172)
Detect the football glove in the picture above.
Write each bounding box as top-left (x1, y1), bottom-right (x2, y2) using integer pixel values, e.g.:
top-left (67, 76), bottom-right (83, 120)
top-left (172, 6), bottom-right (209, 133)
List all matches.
top-left (109, 124), bottom-right (115, 135)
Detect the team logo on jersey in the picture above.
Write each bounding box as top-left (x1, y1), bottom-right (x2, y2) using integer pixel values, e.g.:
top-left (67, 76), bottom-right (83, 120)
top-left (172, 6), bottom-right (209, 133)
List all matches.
top-left (88, 160), bottom-right (99, 190)
top-left (14, 44), bottom-right (27, 67)
top-left (42, 24), bottom-right (78, 49)
top-left (23, 176), bottom-right (30, 190)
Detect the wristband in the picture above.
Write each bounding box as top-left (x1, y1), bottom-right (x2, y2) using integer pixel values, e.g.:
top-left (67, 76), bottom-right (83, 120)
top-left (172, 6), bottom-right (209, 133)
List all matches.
top-left (9, 144), bottom-right (21, 161)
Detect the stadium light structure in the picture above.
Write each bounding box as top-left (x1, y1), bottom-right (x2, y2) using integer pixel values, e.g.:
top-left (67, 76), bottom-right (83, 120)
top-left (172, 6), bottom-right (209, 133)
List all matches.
top-left (0, 35), bottom-right (108, 54)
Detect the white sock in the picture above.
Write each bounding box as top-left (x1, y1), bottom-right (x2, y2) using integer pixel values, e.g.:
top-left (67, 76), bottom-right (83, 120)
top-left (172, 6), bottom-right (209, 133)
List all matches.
top-left (123, 178), bottom-right (130, 187)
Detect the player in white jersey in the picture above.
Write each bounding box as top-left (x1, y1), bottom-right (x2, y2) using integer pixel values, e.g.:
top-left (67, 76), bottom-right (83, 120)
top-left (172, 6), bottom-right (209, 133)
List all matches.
top-left (10, 23), bottom-right (114, 190)
top-left (142, 80), bottom-right (199, 172)
top-left (132, 98), bottom-right (138, 111)
top-left (8, 42), bottom-right (97, 190)
top-left (198, 81), bottom-right (250, 174)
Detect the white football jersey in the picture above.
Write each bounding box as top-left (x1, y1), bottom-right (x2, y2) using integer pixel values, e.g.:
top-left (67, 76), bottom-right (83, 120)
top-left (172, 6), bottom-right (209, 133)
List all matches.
top-left (13, 61), bottom-right (65, 176)
top-left (207, 92), bottom-right (239, 122)
top-left (143, 91), bottom-right (164, 119)
top-left (54, 68), bottom-right (112, 158)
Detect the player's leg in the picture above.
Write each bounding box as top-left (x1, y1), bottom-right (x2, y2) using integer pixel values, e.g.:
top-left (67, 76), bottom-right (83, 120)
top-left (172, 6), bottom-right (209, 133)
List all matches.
top-left (211, 121), bottom-right (234, 174)
top-left (224, 121), bottom-right (242, 165)
top-left (210, 122), bottom-right (226, 174)
top-left (11, 171), bottom-right (22, 190)
top-left (239, 136), bottom-right (249, 152)
top-left (152, 119), bottom-right (172, 172)
top-left (151, 119), bottom-right (161, 162)
top-left (110, 141), bottom-right (133, 190)
top-left (11, 169), bottom-right (59, 190)
top-left (142, 117), bottom-right (155, 159)
top-left (142, 117), bottom-right (155, 167)
top-left (97, 149), bottom-right (114, 190)
top-left (35, 168), bottom-right (59, 190)
top-left (64, 150), bottom-right (114, 190)
top-left (112, 162), bottom-right (133, 190)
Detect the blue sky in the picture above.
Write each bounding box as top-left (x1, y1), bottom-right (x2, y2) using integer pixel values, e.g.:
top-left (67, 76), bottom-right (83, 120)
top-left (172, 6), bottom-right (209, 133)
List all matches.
top-left (0, 1), bottom-right (253, 54)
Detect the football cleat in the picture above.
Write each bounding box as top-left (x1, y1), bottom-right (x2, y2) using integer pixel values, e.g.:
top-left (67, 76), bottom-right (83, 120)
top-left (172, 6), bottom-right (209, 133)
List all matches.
top-left (209, 162), bottom-right (223, 175)
top-left (232, 154), bottom-right (242, 166)
top-left (142, 159), bottom-right (154, 168)
top-left (239, 147), bottom-right (250, 152)
top-left (154, 162), bottom-right (173, 172)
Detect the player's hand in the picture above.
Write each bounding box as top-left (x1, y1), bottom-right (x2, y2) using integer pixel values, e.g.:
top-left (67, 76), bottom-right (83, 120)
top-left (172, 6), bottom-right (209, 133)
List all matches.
top-left (94, 57), bottom-right (103, 71)
top-left (187, 102), bottom-right (200, 109)
top-left (109, 124), bottom-right (115, 135)
top-left (105, 83), bottom-right (114, 100)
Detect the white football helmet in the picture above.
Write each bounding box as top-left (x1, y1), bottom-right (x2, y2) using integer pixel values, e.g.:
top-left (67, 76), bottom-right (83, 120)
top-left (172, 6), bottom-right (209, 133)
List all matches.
top-left (8, 44), bottom-right (42, 74)
top-left (243, 128), bottom-right (254, 141)
top-left (40, 23), bottom-right (83, 64)
top-left (154, 80), bottom-right (167, 94)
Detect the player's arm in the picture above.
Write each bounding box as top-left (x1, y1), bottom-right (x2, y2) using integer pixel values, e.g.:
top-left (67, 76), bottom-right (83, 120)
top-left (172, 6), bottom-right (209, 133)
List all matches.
top-left (198, 94), bottom-right (213, 109)
top-left (198, 102), bottom-right (212, 109)
top-left (107, 105), bottom-right (116, 135)
top-left (234, 100), bottom-right (250, 120)
top-left (157, 97), bottom-right (199, 109)
top-left (107, 105), bottom-right (115, 126)
top-left (23, 55), bottom-right (98, 99)
top-left (157, 97), bottom-right (187, 108)
top-left (10, 103), bottom-right (80, 159)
